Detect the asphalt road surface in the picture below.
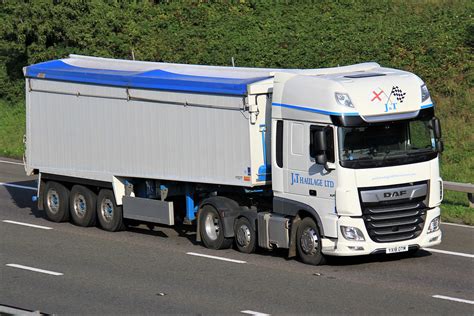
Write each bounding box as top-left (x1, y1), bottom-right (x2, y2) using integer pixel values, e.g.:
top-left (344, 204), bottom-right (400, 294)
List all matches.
top-left (0, 158), bottom-right (473, 315)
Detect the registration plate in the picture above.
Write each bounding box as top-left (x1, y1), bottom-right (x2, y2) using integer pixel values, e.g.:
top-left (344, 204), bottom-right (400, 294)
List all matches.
top-left (386, 245), bottom-right (409, 254)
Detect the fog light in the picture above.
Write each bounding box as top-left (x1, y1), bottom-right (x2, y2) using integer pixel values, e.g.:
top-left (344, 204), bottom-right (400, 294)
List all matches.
top-left (340, 226), bottom-right (365, 241)
top-left (428, 216), bottom-right (440, 234)
top-left (348, 246), bottom-right (365, 251)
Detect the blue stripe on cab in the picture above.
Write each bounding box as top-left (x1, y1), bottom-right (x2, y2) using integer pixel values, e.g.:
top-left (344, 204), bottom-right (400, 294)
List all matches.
top-left (273, 102), bottom-right (434, 116)
top-left (272, 102), bottom-right (359, 116)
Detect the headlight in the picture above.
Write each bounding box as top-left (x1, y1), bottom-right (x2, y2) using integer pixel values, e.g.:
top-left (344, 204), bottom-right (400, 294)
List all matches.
top-left (340, 226), bottom-right (365, 241)
top-left (421, 84), bottom-right (430, 102)
top-left (335, 93), bottom-right (354, 108)
top-left (428, 216), bottom-right (440, 234)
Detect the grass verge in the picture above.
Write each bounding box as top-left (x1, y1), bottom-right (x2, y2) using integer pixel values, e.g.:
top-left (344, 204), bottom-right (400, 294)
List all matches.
top-left (0, 100), bottom-right (25, 158)
top-left (441, 191), bottom-right (473, 225)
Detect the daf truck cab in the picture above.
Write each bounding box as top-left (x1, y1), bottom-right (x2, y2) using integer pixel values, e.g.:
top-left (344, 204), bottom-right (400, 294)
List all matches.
top-left (268, 66), bottom-right (443, 264)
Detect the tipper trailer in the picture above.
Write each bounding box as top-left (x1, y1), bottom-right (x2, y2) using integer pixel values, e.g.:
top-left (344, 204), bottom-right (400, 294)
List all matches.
top-left (24, 55), bottom-right (443, 265)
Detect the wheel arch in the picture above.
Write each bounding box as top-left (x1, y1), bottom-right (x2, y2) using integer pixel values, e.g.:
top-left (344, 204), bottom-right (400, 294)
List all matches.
top-left (273, 196), bottom-right (325, 236)
top-left (197, 196), bottom-right (241, 239)
top-left (273, 196), bottom-right (325, 258)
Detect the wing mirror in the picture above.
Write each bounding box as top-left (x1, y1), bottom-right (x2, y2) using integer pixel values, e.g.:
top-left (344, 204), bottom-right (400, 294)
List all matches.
top-left (430, 117), bottom-right (443, 153)
top-left (310, 128), bottom-right (334, 170)
top-left (432, 117), bottom-right (442, 139)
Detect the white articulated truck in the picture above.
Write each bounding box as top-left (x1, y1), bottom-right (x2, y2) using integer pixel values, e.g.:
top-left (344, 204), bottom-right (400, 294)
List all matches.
top-left (24, 55), bottom-right (443, 265)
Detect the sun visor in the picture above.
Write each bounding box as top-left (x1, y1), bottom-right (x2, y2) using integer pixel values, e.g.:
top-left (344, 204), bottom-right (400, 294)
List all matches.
top-left (341, 74), bottom-right (422, 117)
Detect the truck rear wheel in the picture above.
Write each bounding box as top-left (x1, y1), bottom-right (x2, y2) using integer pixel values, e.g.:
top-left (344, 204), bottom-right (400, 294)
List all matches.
top-left (296, 217), bottom-right (326, 265)
top-left (43, 181), bottom-right (70, 222)
top-left (96, 189), bottom-right (125, 232)
top-left (234, 217), bottom-right (256, 253)
top-left (70, 185), bottom-right (97, 227)
top-left (199, 205), bottom-right (233, 250)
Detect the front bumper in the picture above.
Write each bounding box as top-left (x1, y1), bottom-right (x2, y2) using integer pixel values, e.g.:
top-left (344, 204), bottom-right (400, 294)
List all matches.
top-left (321, 207), bottom-right (442, 256)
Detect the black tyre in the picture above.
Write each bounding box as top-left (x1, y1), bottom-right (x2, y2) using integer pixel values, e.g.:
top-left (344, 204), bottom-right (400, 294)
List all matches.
top-left (69, 185), bottom-right (97, 227)
top-left (234, 217), bottom-right (256, 254)
top-left (296, 217), bottom-right (326, 265)
top-left (43, 181), bottom-right (70, 222)
top-left (96, 189), bottom-right (125, 232)
top-left (199, 205), bottom-right (233, 250)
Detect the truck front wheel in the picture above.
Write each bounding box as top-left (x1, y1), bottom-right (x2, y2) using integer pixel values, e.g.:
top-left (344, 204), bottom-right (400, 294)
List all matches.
top-left (96, 189), bottom-right (125, 232)
top-left (199, 205), bottom-right (233, 250)
top-left (43, 181), bottom-right (70, 222)
top-left (296, 217), bottom-right (326, 265)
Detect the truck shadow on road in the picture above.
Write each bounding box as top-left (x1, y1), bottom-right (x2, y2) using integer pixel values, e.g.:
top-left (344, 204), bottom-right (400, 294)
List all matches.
top-left (324, 250), bottom-right (432, 266)
top-left (4, 181), bottom-right (199, 242)
top-left (3, 180), bottom-right (46, 219)
top-left (249, 247), bottom-right (432, 266)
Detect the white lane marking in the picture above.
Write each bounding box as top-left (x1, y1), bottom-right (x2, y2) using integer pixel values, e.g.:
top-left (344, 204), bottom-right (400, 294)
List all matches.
top-left (432, 295), bottom-right (474, 305)
top-left (186, 252), bottom-right (246, 264)
top-left (6, 264), bottom-right (63, 276)
top-left (0, 160), bottom-right (24, 166)
top-left (0, 182), bottom-right (37, 191)
top-left (441, 222), bottom-right (473, 229)
top-left (0, 305), bottom-right (40, 315)
top-left (424, 248), bottom-right (474, 259)
top-left (3, 220), bottom-right (52, 230)
top-left (241, 310), bottom-right (270, 316)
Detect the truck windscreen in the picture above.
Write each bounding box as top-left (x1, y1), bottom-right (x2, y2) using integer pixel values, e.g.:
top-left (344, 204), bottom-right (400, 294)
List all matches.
top-left (337, 118), bottom-right (438, 168)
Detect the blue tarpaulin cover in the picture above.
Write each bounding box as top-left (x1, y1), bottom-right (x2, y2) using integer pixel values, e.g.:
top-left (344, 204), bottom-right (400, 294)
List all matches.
top-left (25, 59), bottom-right (271, 96)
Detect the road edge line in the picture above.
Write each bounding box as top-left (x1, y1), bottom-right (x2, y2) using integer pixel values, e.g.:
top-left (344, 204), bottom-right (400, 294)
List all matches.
top-left (0, 182), bottom-right (37, 191)
top-left (441, 222), bottom-right (473, 229)
top-left (424, 248), bottom-right (474, 259)
top-left (0, 160), bottom-right (24, 166)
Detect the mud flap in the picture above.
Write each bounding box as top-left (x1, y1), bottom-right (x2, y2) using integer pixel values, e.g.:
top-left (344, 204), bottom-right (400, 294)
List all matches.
top-left (288, 214), bottom-right (301, 258)
top-left (196, 209), bottom-right (201, 242)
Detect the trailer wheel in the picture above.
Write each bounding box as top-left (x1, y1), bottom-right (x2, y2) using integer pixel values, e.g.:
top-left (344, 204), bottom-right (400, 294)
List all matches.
top-left (199, 205), bottom-right (233, 250)
top-left (43, 181), bottom-right (70, 222)
top-left (296, 217), bottom-right (326, 265)
top-left (234, 217), bottom-right (256, 254)
top-left (69, 185), bottom-right (97, 227)
top-left (97, 189), bottom-right (125, 232)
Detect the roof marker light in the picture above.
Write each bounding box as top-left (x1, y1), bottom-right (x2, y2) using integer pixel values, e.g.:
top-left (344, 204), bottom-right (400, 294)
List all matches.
top-left (421, 84), bottom-right (430, 102)
top-left (335, 93), bottom-right (354, 108)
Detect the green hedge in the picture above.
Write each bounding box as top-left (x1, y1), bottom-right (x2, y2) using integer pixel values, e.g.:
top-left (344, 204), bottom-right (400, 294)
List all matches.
top-left (1, 1), bottom-right (472, 221)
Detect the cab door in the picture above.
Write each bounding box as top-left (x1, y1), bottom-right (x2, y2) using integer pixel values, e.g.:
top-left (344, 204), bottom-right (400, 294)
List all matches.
top-left (279, 120), bottom-right (338, 238)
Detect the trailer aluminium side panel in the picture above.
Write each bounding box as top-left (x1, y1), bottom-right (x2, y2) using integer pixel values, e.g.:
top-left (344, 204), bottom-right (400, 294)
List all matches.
top-left (26, 79), bottom-right (268, 188)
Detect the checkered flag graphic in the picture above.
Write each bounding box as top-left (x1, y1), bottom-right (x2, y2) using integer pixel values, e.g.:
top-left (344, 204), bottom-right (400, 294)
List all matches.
top-left (391, 86), bottom-right (406, 103)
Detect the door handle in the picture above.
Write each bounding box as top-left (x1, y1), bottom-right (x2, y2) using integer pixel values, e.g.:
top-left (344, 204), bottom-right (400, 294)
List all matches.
top-left (309, 190), bottom-right (317, 196)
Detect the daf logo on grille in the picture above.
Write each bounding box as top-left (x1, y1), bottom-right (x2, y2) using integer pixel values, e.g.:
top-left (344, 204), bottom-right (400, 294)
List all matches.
top-left (360, 183), bottom-right (427, 203)
top-left (383, 190), bottom-right (407, 198)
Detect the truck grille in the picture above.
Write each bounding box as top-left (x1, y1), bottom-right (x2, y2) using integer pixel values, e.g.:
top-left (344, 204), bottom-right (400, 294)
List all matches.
top-left (359, 182), bottom-right (428, 243)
